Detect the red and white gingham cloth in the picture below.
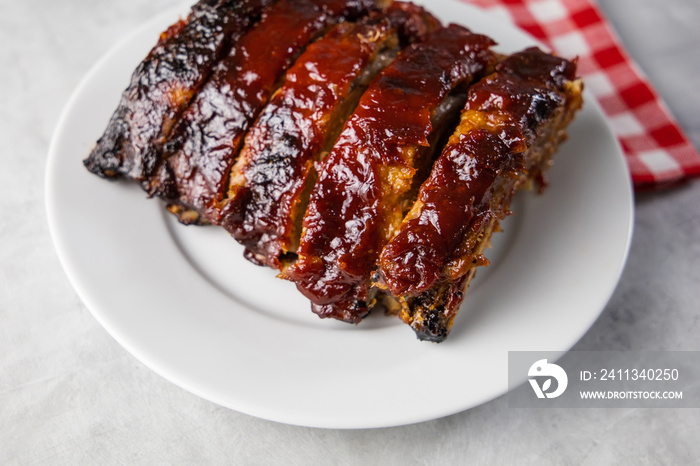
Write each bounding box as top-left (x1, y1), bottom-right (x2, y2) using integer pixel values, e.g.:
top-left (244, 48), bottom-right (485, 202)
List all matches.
top-left (461, 0), bottom-right (700, 190)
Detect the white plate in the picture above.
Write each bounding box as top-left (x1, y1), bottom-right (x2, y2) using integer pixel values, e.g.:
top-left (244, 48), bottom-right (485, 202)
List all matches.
top-left (46, 0), bottom-right (633, 428)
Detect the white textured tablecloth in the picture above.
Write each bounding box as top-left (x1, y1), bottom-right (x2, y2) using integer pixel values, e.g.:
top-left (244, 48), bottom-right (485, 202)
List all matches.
top-left (2, 0), bottom-right (699, 463)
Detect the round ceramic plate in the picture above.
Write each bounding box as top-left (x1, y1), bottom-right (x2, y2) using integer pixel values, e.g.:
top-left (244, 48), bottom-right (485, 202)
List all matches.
top-left (46, 0), bottom-right (633, 428)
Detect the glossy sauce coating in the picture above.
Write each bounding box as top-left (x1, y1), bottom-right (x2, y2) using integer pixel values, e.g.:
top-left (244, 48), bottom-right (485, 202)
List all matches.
top-left (221, 16), bottom-right (400, 267)
top-left (283, 25), bottom-right (496, 322)
top-left (84, 0), bottom-right (272, 181)
top-left (380, 48), bottom-right (577, 297)
top-left (155, 0), bottom-right (381, 223)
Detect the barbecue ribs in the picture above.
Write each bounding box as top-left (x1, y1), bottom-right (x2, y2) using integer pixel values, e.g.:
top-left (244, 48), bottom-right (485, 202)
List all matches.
top-left (84, 0), bottom-right (583, 341)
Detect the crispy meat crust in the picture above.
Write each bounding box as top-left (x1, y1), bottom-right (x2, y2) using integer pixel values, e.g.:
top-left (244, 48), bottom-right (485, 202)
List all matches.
top-left (378, 47), bottom-right (583, 341)
top-left (84, 0), bottom-right (274, 182)
top-left (282, 25), bottom-right (497, 323)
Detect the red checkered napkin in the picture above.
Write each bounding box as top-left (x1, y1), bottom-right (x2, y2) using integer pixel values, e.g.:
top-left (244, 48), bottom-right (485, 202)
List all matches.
top-left (461, 0), bottom-right (700, 189)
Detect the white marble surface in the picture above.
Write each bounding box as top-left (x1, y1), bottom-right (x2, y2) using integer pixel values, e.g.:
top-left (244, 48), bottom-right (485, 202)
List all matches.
top-left (2, 0), bottom-right (699, 463)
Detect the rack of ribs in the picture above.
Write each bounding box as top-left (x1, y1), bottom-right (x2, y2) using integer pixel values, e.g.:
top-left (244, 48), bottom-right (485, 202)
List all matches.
top-left (84, 0), bottom-right (583, 342)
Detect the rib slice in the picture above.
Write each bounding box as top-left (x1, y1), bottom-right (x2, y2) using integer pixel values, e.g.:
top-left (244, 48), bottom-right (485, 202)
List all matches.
top-left (221, 3), bottom-right (438, 268)
top-left (84, 0), bottom-right (274, 182)
top-left (378, 47), bottom-right (584, 341)
top-left (149, 0), bottom-right (388, 225)
top-left (281, 25), bottom-right (497, 323)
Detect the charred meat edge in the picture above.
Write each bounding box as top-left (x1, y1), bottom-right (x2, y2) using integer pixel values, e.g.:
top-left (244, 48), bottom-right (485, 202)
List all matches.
top-left (84, 0), bottom-right (275, 182)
